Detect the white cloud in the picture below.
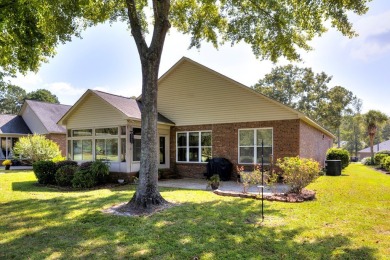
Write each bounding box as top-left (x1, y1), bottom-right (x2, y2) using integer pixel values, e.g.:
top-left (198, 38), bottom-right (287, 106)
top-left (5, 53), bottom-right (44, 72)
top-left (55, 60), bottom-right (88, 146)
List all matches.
top-left (349, 10), bottom-right (390, 60)
top-left (43, 82), bottom-right (86, 105)
top-left (8, 72), bottom-right (43, 91)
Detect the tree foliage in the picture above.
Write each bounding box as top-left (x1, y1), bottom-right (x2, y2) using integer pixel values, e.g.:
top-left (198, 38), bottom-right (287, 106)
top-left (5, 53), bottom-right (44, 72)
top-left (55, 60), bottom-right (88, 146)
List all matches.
top-left (363, 110), bottom-right (388, 163)
top-left (0, 0), bottom-right (372, 210)
top-left (0, 72), bottom-right (26, 114)
top-left (26, 89), bottom-right (59, 104)
top-left (253, 65), bottom-right (356, 139)
top-left (13, 134), bottom-right (61, 162)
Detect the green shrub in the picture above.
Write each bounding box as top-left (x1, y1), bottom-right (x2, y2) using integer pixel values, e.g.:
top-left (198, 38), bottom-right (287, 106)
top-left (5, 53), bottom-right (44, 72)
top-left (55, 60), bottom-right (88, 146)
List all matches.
top-left (14, 134), bottom-right (61, 162)
top-left (277, 156), bottom-right (320, 194)
top-left (56, 160), bottom-right (78, 170)
top-left (374, 153), bottom-right (389, 167)
top-left (326, 148), bottom-right (350, 169)
top-left (90, 160), bottom-right (110, 185)
top-left (72, 162), bottom-right (94, 188)
top-left (55, 165), bottom-right (78, 186)
top-left (361, 157), bottom-right (374, 165)
top-left (383, 156), bottom-right (390, 171)
top-left (32, 161), bottom-right (57, 185)
top-left (71, 161), bottom-right (110, 188)
top-left (52, 155), bottom-right (66, 163)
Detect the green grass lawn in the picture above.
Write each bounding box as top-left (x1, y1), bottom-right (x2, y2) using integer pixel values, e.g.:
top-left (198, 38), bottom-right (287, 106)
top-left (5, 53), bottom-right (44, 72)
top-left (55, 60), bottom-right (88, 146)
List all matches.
top-left (0, 164), bottom-right (389, 259)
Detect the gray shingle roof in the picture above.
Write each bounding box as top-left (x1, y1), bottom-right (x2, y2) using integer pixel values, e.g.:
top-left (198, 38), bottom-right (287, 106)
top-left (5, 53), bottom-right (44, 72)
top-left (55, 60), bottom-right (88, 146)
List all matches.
top-left (25, 100), bottom-right (71, 133)
top-left (92, 90), bottom-right (174, 125)
top-left (358, 139), bottom-right (390, 153)
top-left (0, 115), bottom-right (31, 134)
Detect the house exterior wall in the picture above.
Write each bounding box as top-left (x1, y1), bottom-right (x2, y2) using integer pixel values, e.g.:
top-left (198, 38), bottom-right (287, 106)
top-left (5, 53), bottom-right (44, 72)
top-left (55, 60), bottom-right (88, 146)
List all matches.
top-left (170, 120), bottom-right (300, 178)
top-left (21, 105), bottom-right (47, 134)
top-left (66, 94), bottom-right (127, 129)
top-left (45, 133), bottom-right (67, 157)
top-left (299, 121), bottom-right (333, 167)
top-left (158, 59), bottom-right (299, 126)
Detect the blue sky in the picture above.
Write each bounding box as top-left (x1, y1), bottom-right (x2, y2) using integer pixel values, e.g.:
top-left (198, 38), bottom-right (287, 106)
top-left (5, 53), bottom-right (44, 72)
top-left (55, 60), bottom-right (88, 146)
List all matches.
top-left (10, 0), bottom-right (390, 115)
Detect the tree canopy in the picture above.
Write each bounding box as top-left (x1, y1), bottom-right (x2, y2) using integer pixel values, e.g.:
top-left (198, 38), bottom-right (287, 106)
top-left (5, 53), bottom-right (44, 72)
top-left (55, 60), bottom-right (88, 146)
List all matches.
top-left (252, 64), bottom-right (356, 139)
top-left (0, 0), bottom-right (372, 211)
top-left (363, 110), bottom-right (388, 162)
top-left (26, 89), bottom-right (60, 104)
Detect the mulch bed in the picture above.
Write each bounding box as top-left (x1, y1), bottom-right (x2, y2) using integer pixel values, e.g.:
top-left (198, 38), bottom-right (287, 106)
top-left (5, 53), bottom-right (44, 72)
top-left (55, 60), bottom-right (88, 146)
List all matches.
top-left (213, 188), bottom-right (316, 203)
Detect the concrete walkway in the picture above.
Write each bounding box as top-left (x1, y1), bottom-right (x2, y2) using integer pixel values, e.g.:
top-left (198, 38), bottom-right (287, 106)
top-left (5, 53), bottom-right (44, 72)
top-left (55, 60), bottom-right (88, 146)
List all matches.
top-left (158, 178), bottom-right (290, 195)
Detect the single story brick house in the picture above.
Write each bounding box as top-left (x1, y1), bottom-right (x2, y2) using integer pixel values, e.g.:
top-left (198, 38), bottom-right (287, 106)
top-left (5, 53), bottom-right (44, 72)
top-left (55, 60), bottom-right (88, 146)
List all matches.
top-left (357, 139), bottom-right (390, 160)
top-left (0, 100), bottom-right (71, 161)
top-left (58, 57), bottom-right (334, 179)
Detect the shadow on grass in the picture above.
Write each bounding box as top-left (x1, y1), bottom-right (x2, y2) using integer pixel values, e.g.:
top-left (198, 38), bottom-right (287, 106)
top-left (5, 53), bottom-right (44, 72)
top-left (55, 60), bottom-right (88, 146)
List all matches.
top-left (0, 192), bottom-right (378, 259)
top-left (11, 181), bottom-right (138, 193)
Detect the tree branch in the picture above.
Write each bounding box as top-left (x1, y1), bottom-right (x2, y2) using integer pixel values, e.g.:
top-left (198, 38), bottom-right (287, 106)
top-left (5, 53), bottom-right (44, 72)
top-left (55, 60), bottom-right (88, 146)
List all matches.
top-left (149, 0), bottom-right (171, 59)
top-left (125, 0), bottom-right (148, 57)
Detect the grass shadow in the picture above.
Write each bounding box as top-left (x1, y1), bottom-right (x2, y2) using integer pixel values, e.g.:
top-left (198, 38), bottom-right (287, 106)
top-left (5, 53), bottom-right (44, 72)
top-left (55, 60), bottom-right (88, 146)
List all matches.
top-left (0, 193), bottom-right (378, 259)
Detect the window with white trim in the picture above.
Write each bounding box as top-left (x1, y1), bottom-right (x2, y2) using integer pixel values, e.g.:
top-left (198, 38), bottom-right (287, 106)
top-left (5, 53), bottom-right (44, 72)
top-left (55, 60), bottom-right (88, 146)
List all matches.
top-left (238, 128), bottom-right (273, 164)
top-left (177, 131), bottom-right (212, 162)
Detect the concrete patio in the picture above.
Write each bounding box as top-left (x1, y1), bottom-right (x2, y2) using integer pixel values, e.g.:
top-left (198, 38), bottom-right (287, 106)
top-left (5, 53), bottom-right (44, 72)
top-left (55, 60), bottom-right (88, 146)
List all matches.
top-left (158, 178), bottom-right (290, 195)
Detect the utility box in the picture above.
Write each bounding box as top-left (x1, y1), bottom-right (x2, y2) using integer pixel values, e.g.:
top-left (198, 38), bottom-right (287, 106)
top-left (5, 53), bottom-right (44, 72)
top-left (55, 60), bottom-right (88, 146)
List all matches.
top-left (325, 160), bottom-right (342, 176)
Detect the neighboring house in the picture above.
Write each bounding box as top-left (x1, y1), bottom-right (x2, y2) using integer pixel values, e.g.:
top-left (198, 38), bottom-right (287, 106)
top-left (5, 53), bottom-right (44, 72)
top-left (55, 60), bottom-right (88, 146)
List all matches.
top-left (59, 57), bottom-right (334, 178)
top-left (0, 115), bottom-right (31, 159)
top-left (0, 100), bottom-right (71, 160)
top-left (357, 139), bottom-right (390, 160)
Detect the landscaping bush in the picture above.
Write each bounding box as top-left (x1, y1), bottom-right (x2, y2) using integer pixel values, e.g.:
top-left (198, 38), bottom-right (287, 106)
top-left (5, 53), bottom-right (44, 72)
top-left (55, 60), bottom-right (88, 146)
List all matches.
top-left (277, 156), bottom-right (320, 194)
top-left (71, 161), bottom-right (110, 188)
top-left (56, 160), bottom-right (78, 170)
top-left (32, 161), bottom-right (57, 185)
top-left (383, 156), bottom-right (390, 172)
top-left (361, 157), bottom-right (374, 165)
top-left (90, 160), bottom-right (110, 185)
top-left (55, 165), bottom-right (78, 186)
top-left (374, 153), bottom-right (389, 167)
top-left (52, 155), bottom-right (66, 163)
top-left (326, 148), bottom-right (350, 169)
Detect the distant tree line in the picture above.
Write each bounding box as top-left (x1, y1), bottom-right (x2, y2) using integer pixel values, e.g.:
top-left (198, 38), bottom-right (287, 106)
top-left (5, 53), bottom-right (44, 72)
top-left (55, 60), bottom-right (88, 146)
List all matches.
top-left (252, 65), bottom-right (389, 157)
top-left (0, 72), bottom-right (59, 114)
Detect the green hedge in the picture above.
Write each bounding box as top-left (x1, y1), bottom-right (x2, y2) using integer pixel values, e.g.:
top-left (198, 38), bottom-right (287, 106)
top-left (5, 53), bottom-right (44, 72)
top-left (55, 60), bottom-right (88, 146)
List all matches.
top-left (32, 161), bottom-right (57, 185)
top-left (55, 165), bottom-right (78, 187)
top-left (383, 157), bottom-right (390, 171)
top-left (326, 148), bottom-right (350, 169)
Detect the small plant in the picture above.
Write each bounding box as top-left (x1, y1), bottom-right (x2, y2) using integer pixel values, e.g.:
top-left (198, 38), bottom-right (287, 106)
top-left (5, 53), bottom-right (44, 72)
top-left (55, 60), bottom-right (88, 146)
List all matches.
top-left (90, 160), bottom-right (110, 185)
top-left (326, 148), bottom-right (350, 169)
top-left (277, 156), bottom-right (320, 194)
top-left (2, 159), bottom-right (12, 166)
top-left (55, 165), bottom-right (78, 186)
top-left (32, 160), bottom-right (57, 185)
top-left (361, 157), bottom-right (374, 165)
top-left (236, 165), bottom-right (267, 193)
top-left (207, 174), bottom-right (220, 190)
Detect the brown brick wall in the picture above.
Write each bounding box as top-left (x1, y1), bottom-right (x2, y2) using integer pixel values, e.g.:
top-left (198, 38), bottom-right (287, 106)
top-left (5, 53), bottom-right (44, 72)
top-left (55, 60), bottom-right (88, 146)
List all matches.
top-left (170, 120), bottom-right (301, 178)
top-left (299, 121), bottom-right (333, 167)
top-left (45, 133), bottom-right (67, 157)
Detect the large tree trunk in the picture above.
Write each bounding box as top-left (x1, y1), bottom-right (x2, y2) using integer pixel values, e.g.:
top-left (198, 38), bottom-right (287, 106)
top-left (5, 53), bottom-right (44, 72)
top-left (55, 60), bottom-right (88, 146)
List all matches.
top-left (127, 57), bottom-right (168, 209)
top-left (125, 0), bottom-right (171, 210)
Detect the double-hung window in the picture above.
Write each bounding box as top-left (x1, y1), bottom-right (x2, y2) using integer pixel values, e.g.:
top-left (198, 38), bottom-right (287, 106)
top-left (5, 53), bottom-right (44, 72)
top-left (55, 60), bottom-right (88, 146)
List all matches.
top-left (177, 131), bottom-right (212, 162)
top-left (238, 128), bottom-right (273, 164)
